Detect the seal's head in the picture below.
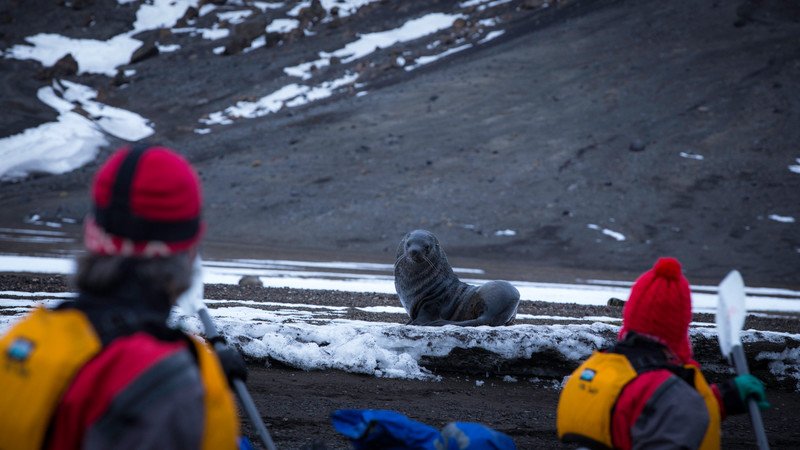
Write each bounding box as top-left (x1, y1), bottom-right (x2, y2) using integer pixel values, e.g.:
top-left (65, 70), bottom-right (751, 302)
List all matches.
top-left (397, 229), bottom-right (441, 264)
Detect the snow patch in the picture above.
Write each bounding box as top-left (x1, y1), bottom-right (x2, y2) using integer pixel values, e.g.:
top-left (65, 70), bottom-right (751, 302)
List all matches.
top-left (768, 214), bottom-right (795, 224)
top-left (253, 2), bottom-right (285, 12)
top-left (789, 158), bottom-right (800, 174)
top-left (267, 18), bottom-right (300, 34)
top-left (196, 319), bottom-right (619, 380)
top-left (757, 347), bottom-right (800, 390)
top-left (217, 10), bottom-right (253, 25)
top-left (4, 0), bottom-right (199, 76)
top-left (460, 0), bottom-right (513, 11)
top-left (285, 13), bottom-right (465, 80)
top-left (494, 229), bottom-right (516, 236)
top-left (172, 26), bottom-right (230, 40)
top-left (287, 0), bottom-right (379, 18)
top-left (478, 30), bottom-right (505, 44)
top-left (133, 0), bottom-right (200, 32)
top-left (156, 43), bottom-right (181, 53)
top-left (405, 44), bottom-right (472, 72)
top-left (587, 224), bottom-right (626, 242)
top-left (201, 72), bottom-right (358, 124)
top-left (4, 33), bottom-right (142, 76)
top-left (357, 306), bottom-right (406, 314)
top-left (679, 151), bottom-right (704, 160)
top-left (0, 80), bottom-right (152, 181)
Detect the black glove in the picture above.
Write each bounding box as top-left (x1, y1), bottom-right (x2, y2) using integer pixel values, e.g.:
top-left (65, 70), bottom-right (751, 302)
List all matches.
top-left (214, 343), bottom-right (248, 383)
top-left (717, 374), bottom-right (770, 415)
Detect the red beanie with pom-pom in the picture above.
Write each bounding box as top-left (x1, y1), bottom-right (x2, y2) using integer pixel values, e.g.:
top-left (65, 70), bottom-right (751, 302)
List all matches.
top-left (618, 257), bottom-right (694, 363)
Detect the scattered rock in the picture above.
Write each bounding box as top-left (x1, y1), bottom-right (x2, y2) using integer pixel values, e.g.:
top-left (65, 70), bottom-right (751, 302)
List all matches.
top-left (181, 6), bottom-right (198, 23)
top-left (225, 16), bottom-right (268, 55)
top-left (521, 0), bottom-right (548, 9)
top-left (297, 0), bottom-right (326, 24)
top-left (63, 0), bottom-right (94, 10)
top-left (628, 139), bottom-right (646, 152)
top-left (112, 69), bottom-right (130, 87)
top-left (607, 297), bottom-right (626, 307)
top-left (0, 10), bottom-right (12, 25)
top-left (238, 275), bottom-right (263, 288)
top-left (130, 37), bottom-right (159, 64)
top-left (264, 32), bottom-right (282, 48)
top-left (36, 53), bottom-right (78, 80)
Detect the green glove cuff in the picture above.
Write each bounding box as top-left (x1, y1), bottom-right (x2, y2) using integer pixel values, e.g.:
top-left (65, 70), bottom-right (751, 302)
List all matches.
top-left (734, 374), bottom-right (771, 410)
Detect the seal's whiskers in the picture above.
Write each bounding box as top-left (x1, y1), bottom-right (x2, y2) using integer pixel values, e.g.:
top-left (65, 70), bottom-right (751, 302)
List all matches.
top-left (421, 254), bottom-right (437, 272)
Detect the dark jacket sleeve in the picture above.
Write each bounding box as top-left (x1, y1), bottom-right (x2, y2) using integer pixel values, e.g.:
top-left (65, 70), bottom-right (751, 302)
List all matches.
top-left (82, 349), bottom-right (205, 450)
top-left (631, 375), bottom-right (710, 450)
top-left (714, 378), bottom-right (748, 417)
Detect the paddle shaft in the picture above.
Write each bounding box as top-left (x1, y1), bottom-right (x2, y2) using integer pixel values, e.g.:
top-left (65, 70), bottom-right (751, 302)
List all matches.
top-left (198, 309), bottom-right (278, 450)
top-left (731, 345), bottom-right (770, 450)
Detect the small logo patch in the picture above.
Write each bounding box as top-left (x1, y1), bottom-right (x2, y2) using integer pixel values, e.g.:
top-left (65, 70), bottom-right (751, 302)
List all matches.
top-left (579, 368), bottom-right (596, 382)
top-left (7, 337), bottom-right (35, 362)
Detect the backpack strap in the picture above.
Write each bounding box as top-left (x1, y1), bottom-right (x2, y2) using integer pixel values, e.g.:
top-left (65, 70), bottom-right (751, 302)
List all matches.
top-left (611, 332), bottom-right (695, 388)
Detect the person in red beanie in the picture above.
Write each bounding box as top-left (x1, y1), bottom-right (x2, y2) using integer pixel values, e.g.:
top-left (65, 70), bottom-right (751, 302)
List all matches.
top-left (557, 257), bottom-right (770, 450)
top-left (0, 144), bottom-right (246, 450)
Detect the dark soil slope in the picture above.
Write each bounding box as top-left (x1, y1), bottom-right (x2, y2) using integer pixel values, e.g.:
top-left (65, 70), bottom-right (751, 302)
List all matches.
top-left (2, 0), bottom-right (799, 287)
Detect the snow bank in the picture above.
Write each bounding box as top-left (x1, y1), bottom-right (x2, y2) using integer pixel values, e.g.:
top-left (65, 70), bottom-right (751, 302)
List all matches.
top-left (0, 81), bottom-right (152, 181)
top-left (173, 313), bottom-right (618, 380)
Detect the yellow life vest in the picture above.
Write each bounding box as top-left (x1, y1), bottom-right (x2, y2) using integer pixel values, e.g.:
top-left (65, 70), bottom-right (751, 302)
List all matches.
top-left (191, 335), bottom-right (241, 450)
top-left (0, 307), bottom-right (240, 450)
top-left (693, 366), bottom-right (721, 450)
top-left (557, 351), bottom-right (721, 450)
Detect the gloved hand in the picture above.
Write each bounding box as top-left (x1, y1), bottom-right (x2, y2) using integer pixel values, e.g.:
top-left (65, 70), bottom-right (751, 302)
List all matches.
top-left (215, 344), bottom-right (249, 383)
top-left (734, 374), bottom-right (770, 410)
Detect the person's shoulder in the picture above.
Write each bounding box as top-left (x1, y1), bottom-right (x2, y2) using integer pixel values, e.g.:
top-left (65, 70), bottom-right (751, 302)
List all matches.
top-left (622, 368), bottom-right (674, 398)
top-left (85, 332), bottom-right (192, 388)
top-left (105, 331), bottom-right (188, 358)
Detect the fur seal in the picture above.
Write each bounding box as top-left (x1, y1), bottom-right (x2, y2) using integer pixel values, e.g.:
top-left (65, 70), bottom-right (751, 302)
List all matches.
top-left (394, 229), bottom-right (520, 326)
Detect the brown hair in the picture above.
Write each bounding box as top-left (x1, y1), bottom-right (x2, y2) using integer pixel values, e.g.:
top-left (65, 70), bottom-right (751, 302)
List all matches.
top-left (74, 253), bottom-right (193, 305)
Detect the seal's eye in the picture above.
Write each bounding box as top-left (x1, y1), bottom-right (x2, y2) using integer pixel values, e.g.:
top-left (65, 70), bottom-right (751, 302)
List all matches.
top-left (424, 244), bottom-right (431, 253)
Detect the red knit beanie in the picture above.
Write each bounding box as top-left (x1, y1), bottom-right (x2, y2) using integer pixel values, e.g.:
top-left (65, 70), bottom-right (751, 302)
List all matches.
top-left (84, 144), bottom-right (204, 257)
top-left (618, 257), bottom-right (694, 363)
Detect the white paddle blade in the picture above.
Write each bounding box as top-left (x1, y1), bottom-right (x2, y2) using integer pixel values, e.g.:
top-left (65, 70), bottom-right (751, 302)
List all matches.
top-left (176, 254), bottom-right (206, 316)
top-left (716, 270), bottom-right (746, 356)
